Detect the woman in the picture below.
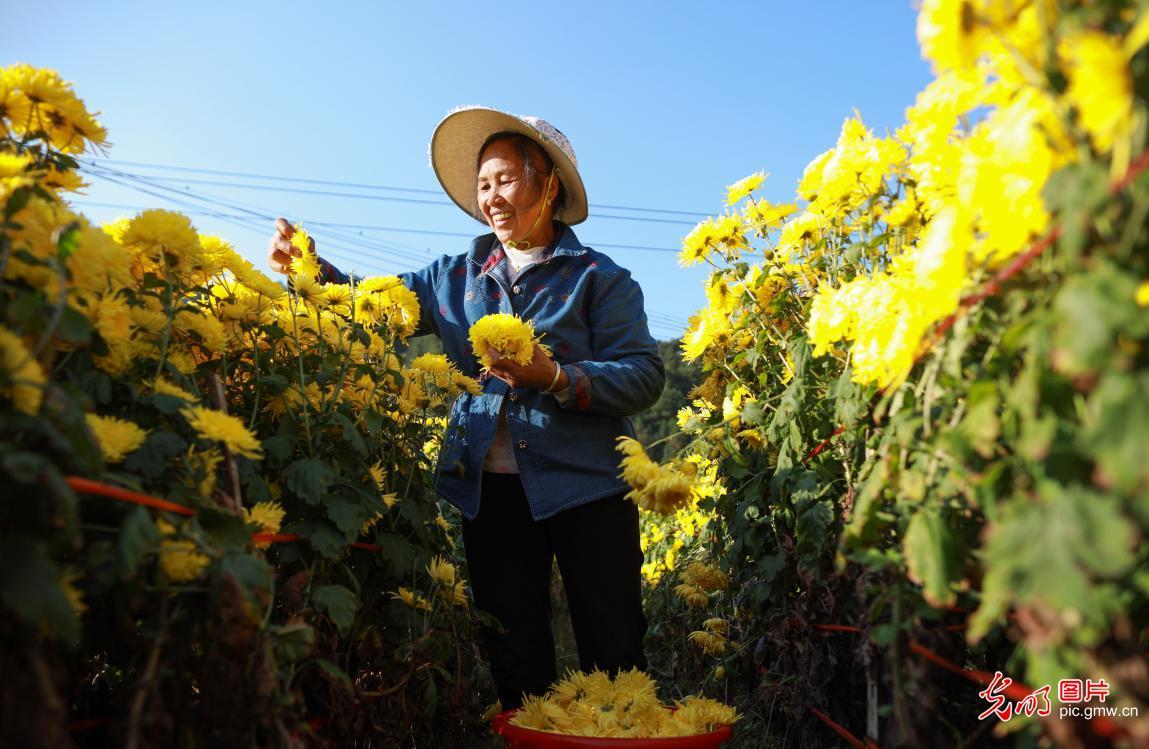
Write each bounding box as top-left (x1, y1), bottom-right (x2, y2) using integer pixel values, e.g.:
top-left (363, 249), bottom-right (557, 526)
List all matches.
top-left (268, 107), bottom-right (665, 709)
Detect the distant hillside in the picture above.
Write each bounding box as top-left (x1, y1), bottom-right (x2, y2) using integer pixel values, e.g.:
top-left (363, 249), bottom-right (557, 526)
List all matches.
top-left (631, 339), bottom-right (700, 462)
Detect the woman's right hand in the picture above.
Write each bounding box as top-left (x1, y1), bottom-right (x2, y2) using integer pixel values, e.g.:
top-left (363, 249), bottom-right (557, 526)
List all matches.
top-left (267, 217), bottom-right (315, 275)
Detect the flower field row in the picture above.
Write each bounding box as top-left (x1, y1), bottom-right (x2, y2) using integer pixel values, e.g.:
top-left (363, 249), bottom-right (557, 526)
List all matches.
top-left (636, 1), bottom-right (1149, 745)
top-left (0, 64), bottom-right (490, 746)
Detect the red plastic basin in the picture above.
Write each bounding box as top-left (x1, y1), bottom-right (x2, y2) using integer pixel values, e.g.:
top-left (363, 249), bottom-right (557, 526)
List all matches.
top-left (492, 710), bottom-right (733, 748)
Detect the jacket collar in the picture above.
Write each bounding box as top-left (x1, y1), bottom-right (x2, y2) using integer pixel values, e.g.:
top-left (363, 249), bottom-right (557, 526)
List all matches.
top-left (467, 221), bottom-right (588, 275)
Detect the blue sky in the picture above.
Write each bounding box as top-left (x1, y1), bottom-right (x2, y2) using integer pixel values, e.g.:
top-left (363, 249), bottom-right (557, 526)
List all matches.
top-left (3, 0), bottom-right (932, 341)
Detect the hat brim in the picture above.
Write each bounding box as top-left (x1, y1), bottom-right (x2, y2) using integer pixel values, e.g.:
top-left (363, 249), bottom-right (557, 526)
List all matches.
top-left (430, 108), bottom-right (588, 226)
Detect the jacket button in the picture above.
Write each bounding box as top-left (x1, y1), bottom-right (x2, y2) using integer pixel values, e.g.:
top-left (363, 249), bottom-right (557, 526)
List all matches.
top-left (516, 440), bottom-right (528, 450)
top-left (512, 285), bottom-right (522, 294)
top-left (508, 391), bottom-right (519, 402)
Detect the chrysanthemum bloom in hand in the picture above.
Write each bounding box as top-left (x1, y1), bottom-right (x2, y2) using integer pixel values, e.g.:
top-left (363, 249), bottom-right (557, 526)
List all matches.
top-left (468, 312), bottom-right (541, 368)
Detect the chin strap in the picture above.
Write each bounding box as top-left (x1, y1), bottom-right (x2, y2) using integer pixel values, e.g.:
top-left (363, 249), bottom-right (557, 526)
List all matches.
top-left (504, 166), bottom-right (557, 251)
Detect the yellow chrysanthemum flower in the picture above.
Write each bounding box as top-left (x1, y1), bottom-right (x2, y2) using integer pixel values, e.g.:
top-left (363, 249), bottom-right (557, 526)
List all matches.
top-left (85, 414), bottom-right (148, 464)
top-left (120, 209), bottom-right (202, 266)
top-left (682, 561), bottom-right (730, 592)
top-left (441, 580), bottom-right (468, 607)
top-left (469, 313), bottom-right (540, 368)
top-left (917, 0), bottom-right (987, 73)
top-left (1135, 280), bottom-right (1149, 308)
top-left (674, 582), bottom-right (709, 609)
top-left (688, 630), bottom-right (728, 655)
top-left (1, 64), bottom-right (107, 152)
top-left (152, 377), bottom-right (197, 402)
top-left (1060, 30), bottom-right (1133, 155)
top-left (159, 539), bottom-right (211, 582)
top-left (703, 617), bottom-right (728, 635)
top-left (0, 326), bottom-right (47, 414)
top-left (318, 283), bottom-right (352, 315)
top-left (288, 224), bottom-right (322, 277)
top-left (244, 501), bottom-right (285, 534)
top-left (61, 568), bottom-right (87, 617)
top-left (291, 273), bottom-right (325, 307)
top-left (742, 199), bottom-right (796, 236)
top-left (427, 555), bottom-right (457, 586)
top-left (367, 460), bottom-right (387, 491)
top-left (390, 586), bottom-right (433, 611)
top-left (354, 276), bottom-right (422, 339)
top-left (724, 171), bottom-right (766, 206)
top-left (181, 406), bottom-right (263, 459)
top-left (511, 669), bottom-right (738, 737)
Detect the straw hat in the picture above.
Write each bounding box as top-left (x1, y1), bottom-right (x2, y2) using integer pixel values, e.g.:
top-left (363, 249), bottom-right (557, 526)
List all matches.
top-left (430, 106), bottom-right (588, 226)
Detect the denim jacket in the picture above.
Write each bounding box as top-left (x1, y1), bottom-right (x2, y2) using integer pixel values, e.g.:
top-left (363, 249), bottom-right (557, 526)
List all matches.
top-left (322, 222), bottom-right (665, 520)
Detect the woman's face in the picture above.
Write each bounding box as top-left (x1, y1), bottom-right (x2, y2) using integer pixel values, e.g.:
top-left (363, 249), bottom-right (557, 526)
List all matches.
top-left (476, 139), bottom-right (554, 246)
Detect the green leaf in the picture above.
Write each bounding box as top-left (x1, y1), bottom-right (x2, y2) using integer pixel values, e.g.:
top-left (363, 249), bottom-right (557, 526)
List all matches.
top-left (119, 505), bottom-right (158, 577)
top-left (304, 522), bottom-right (347, 559)
top-left (1080, 372), bottom-right (1149, 494)
top-left (4, 186), bottom-right (32, 218)
top-left (261, 374), bottom-right (289, 393)
top-left (1050, 262), bottom-right (1142, 377)
top-left (56, 305), bottom-right (93, 346)
top-left (794, 499), bottom-right (833, 565)
top-left (969, 483), bottom-right (1135, 641)
top-left (314, 659), bottom-right (354, 692)
top-left (739, 400), bottom-right (766, 427)
top-left (274, 619), bottom-right (315, 661)
top-left (122, 432), bottom-right (187, 479)
top-left (56, 222), bottom-right (82, 260)
top-left (845, 460), bottom-right (891, 545)
top-left (219, 551), bottom-right (272, 596)
top-left (2, 451), bottom-right (48, 484)
top-left (325, 497), bottom-right (365, 540)
top-left (284, 458), bottom-right (335, 504)
top-left (0, 538), bottom-right (78, 642)
top-left (332, 412), bottom-right (367, 457)
top-left (902, 506), bottom-right (962, 608)
top-left (376, 531), bottom-right (418, 576)
top-left (960, 381), bottom-right (1000, 459)
top-left (312, 585), bottom-right (357, 636)
top-left (262, 434), bottom-right (296, 463)
top-left (197, 506), bottom-right (251, 548)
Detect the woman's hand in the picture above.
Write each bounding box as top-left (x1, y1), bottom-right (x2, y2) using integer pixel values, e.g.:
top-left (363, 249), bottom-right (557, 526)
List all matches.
top-left (487, 344), bottom-right (570, 392)
top-left (267, 217), bottom-right (315, 275)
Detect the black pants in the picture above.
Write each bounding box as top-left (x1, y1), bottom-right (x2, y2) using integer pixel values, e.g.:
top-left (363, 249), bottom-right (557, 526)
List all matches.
top-left (462, 472), bottom-right (648, 709)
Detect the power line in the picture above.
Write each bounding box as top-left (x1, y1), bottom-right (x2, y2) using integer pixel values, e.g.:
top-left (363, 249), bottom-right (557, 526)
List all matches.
top-left (83, 157), bottom-right (710, 218)
top-left (70, 187), bottom-right (685, 255)
top-left (81, 167), bottom-right (433, 273)
top-left (69, 188), bottom-right (690, 329)
top-left (75, 168), bottom-right (693, 328)
top-left (107, 173), bottom-right (699, 226)
top-left (74, 169), bottom-right (694, 328)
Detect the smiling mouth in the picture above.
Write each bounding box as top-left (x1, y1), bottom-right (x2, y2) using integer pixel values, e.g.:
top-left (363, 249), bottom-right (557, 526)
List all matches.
top-left (491, 211), bottom-right (513, 222)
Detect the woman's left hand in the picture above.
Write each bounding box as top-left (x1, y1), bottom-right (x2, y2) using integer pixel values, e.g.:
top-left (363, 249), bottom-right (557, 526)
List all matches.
top-left (487, 344), bottom-right (570, 392)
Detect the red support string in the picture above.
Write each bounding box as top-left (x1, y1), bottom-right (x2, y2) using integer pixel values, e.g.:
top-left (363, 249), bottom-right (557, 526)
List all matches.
top-left (809, 707), bottom-right (876, 749)
top-left (908, 641), bottom-right (1128, 741)
top-left (803, 426), bottom-right (846, 463)
top-left (68, 476), bottom-right (382, 552)
top-left (66, 476), bottom-right (195, 516)
top-left (66, 716), bottom-right (113, 733)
